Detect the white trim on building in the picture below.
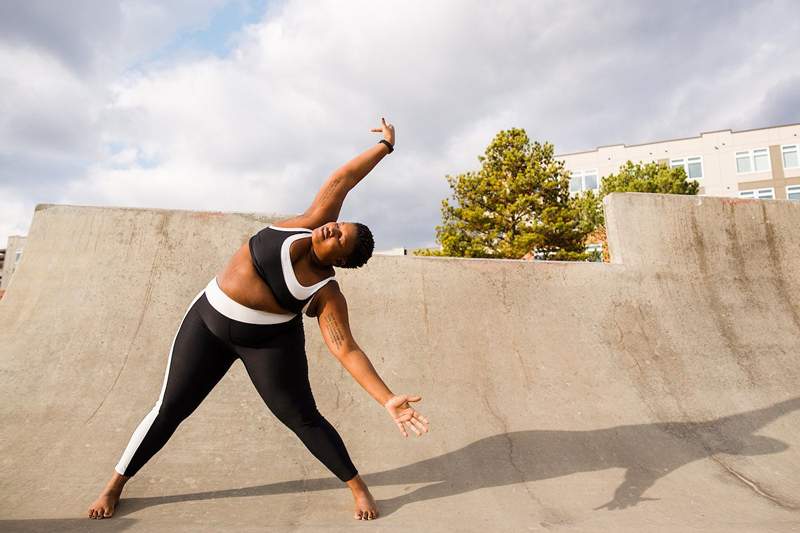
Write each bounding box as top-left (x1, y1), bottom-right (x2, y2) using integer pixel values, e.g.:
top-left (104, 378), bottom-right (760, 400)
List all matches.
top-left (782, 144), bottom-right (799, 169)
top-left (735, 147), bottom-right (771, 174)
top-left (739, 188), bottom-right (775, 199)
top-left (670, 155), bottom-right (704, 180)
top-left (569, 169), bottom-right (599, 194)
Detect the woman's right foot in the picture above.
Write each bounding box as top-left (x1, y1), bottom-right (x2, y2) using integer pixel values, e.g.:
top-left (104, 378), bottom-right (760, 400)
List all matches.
top-left (346, 474), bottom-right (379, 520)
top-left (87, 490), bottom-right (121, 519)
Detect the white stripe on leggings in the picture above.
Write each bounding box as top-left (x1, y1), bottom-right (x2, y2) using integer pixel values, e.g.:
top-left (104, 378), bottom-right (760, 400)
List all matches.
top-left (114, 288), bottom-right (206, 476)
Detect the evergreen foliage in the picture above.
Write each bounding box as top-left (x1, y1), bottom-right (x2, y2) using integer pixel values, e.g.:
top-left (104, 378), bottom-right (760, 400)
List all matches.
top-left (413, 128), bottom-right (591, 261)
top-left (582, 160), bottom-right (700, 227)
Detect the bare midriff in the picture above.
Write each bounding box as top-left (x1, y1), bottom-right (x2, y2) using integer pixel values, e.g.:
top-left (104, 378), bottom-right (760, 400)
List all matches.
top-left (215, 238), bottom-right (333, 314)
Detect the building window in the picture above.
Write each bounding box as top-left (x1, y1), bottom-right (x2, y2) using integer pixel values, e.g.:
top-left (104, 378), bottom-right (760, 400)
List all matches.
top-left (670, 156), bottom-right (703, 180)
top-left (739, 188), bottom-right (774, 199)
top-left (585, 242), bottom-right (603, 262)
top-left (782, 145), bottom-right (799, 169)
top-left (736, 148), bottom-right (770, 174)
top-left (787, 185), bottom-right (800, 201)
top-left (15, 250), bottom-right (22, 263)
top-left (569, 169), bottom-right (599, 194)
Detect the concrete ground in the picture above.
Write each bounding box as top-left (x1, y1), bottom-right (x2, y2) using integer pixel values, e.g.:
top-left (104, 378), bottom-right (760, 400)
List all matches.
top-left (0, 193), bottom-right (799, 532)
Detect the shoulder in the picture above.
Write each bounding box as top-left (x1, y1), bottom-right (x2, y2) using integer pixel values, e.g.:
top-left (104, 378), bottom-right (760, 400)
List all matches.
top-left (304, 279), bottom-right (342, 318)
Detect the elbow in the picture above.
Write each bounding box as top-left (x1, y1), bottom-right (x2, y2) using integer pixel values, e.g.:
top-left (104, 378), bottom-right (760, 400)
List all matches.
top-left (336, 347), bottom-right (361, 365)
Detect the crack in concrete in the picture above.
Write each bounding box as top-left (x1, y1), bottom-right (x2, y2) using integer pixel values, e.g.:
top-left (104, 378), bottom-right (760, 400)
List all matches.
top-left (479, 391), bottom-right (541, 506)
top-left (512, 347), bottom-right (532, 388)
top-left (710, 455), bottom-right (797, 510)
top-left (85, 214), bottom-right (169, 424)
top-left (420, 266), bottom-right (431, 340)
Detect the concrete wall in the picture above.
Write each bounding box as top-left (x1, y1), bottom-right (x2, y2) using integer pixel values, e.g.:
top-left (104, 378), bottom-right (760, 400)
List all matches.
top-left (1, 196), bottom-right (799, 530)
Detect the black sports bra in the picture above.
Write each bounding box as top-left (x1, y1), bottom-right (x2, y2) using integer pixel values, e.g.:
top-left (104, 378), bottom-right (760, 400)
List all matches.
top-left (248, 225), bottom-right (336, 314)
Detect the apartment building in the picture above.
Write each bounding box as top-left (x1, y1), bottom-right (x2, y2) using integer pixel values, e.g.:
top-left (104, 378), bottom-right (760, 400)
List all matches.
top-left (558, 122), bottom-right (800, 201)
top-left (0, 235), bottom-right (26, 291)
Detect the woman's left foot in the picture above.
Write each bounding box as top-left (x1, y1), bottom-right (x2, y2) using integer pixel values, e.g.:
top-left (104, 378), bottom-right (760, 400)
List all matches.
top-left (87, 490), bottom-right (121, 519)
top-left (352, 488), bottom-right (379, 520)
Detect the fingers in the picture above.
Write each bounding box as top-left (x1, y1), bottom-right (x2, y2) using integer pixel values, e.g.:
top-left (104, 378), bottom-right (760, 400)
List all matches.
top-left (396, 418), bottom-right (420, 437)
top-left (411, 413), bottom-right (429, 429)
top-left (393, 411), bottom-right (429, 438)
top-left (394, 406), bottom-right (426, 424)
top-left (408, 414), bottom-right (429, 436)
top-left (371, 117), bottom-right (393, 132)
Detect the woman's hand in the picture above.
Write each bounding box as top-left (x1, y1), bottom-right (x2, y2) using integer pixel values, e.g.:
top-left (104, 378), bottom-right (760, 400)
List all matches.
top-left (370, 117), bottom-right (395, 146)
top-left (384, 395), bottom-right (429, 437)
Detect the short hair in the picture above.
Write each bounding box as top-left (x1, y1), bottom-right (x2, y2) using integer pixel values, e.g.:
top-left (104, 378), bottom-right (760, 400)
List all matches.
top-left (342, 222), bottom-right (374, 269)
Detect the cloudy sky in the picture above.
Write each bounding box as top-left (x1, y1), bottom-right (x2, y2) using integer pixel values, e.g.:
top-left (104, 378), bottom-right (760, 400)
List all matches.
top-left (1, 0), bottom-right (798, 250)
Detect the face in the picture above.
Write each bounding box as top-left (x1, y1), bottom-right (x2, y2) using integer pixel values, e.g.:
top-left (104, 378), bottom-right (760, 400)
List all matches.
top-left (312, 221), bottom-right (358, 267)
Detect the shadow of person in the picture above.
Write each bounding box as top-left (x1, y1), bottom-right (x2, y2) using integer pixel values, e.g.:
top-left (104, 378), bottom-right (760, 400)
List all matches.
top-left (113, 396), bottom-right (800, 518)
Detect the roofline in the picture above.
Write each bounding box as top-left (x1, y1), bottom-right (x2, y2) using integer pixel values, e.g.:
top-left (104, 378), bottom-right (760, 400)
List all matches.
top-left (555, 121), bottom-right (800, 158)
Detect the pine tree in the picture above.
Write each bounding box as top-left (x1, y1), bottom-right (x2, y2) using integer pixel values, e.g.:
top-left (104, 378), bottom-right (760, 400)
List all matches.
top-left (414, 128), bottom-right (590, 261)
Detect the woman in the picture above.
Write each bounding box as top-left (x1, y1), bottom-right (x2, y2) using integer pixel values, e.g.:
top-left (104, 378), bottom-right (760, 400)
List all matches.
top-left (88, 118), bottom-right (429, 522)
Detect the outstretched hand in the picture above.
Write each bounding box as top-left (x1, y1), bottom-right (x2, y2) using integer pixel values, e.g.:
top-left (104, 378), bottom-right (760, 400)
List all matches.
top-left (370, 117), bottom-right (395, 146)
top-left (384, 395), bottom-right (429, 437)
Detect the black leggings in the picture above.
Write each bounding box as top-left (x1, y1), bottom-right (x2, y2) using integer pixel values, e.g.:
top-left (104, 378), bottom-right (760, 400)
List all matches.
top-left (114, 288), bottom-right (358, 483)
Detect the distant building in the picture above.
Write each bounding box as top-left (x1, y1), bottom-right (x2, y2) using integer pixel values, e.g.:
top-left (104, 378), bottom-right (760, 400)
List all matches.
top-left (0, 235), bottom-right (26, 291)
top-left (555, 122), bottom-right (800, 261)
top-left (558, 122), bottom-right (800, 200)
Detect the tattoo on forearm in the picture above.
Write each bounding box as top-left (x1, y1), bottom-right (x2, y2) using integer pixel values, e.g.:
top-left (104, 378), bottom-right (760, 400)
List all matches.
top-left (324, 314), bottom-right (345, 350)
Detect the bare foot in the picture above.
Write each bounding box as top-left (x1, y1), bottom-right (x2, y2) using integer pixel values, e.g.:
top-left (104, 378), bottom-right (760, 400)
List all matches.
top-left (353, 489), bottom-right (379, 521)
top-left (345, 474), bottom-right (379, 520)
top-left (88, 471), bottom-right (128, 520)
top-left (87, 490), bottom-right (121, 519)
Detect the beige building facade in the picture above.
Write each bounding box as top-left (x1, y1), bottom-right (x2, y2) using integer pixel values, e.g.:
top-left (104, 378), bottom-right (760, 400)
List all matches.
top-left (558, 122), bottom-right (800, 201)
top-left (1, 235), bottom-right (27, 290)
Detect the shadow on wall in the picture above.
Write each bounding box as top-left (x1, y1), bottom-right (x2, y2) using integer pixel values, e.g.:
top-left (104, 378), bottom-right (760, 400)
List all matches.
top-left (10, 395), bottom-right (789, 524)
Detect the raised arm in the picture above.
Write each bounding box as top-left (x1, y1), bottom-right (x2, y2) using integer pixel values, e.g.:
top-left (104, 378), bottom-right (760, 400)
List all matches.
top-left (309, 282), bottom-right (430, 438)
top-left (278, 119), bottom-right (395, 229)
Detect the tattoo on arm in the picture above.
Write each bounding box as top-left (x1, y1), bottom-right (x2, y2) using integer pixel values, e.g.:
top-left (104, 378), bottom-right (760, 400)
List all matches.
top-left (324, 313), bottom-right (345, 351)
top-left (318, 175), bottom-right (344, 204)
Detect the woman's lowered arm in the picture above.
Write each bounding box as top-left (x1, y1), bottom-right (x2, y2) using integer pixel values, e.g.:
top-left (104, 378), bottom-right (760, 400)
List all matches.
top-left (311, 283), bottom-right (430, 437)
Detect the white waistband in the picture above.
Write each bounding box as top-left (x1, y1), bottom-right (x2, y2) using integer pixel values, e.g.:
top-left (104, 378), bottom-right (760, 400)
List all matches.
top-left (204, 277), bottom-right (297, 324)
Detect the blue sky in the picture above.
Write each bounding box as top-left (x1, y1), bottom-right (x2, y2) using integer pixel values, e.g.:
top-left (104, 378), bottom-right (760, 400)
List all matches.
top-left (136, 0), bottom-right (268, 65)
top-left (1, 0), bottom-right (798, 252)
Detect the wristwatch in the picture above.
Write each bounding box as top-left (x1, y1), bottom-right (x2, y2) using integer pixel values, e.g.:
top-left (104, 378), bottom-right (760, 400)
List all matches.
top-left (378, 139), bottom-right (394, 153)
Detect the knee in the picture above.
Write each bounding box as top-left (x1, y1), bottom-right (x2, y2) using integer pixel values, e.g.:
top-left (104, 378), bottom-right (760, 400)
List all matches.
top-left (273, 405), bottom-right (324, 430)
top-left (155, 398), bottom-right (193, 425)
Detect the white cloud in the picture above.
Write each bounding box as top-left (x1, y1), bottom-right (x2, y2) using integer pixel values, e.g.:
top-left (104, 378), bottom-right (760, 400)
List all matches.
top-left (2, 0), bottom-right (800, 251)
top-left (0, 187), bottom-right (32, 246)
top-left (0, 44), bottom-right (98, 158)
